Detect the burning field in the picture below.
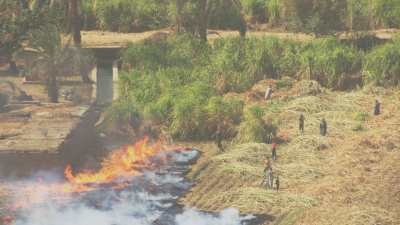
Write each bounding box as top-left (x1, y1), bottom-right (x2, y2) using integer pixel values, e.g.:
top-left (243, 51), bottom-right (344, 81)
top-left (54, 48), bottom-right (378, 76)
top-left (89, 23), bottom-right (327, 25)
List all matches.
top-left (0, 137), bottom-right (265, 225)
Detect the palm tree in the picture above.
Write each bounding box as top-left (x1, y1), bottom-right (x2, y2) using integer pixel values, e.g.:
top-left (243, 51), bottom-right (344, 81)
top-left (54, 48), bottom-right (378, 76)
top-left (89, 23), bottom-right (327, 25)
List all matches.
top-left (30, 25), bottom-right (77, 103)
top-left (175, 0), bottom-right (246, 42)
top-left (68, 0), bottom-right (81, 45)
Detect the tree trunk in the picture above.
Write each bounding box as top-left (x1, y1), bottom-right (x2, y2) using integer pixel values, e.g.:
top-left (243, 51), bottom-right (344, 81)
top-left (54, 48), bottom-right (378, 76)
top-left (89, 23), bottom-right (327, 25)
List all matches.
top-left (69, 0), bottom-right (81, 46)
top-left (176, 0), bottom-right (183, 33)
top-left (80, 66), bottom-right (92, 83)
top-left (232, 0), bottom-right (247, 39)
top-left (47, 70), bottom-right (59, 103)
top-left (198, 0), bottom-right (208, 42)
top-left (8, 60), bottom-right (19, 75)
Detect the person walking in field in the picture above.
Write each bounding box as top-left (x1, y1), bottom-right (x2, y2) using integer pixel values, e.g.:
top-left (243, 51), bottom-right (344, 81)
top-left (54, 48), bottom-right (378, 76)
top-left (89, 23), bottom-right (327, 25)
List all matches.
top-left (320, 118), bottom-right (327, 136)
top-left (374, 99), bottom-right (381, 116)
top-left (271, 142), bottom-right (278, 161)
top-left (299, 113), bottom-right (305, 133)
top-left (265, 85), bottom-right (273, 101)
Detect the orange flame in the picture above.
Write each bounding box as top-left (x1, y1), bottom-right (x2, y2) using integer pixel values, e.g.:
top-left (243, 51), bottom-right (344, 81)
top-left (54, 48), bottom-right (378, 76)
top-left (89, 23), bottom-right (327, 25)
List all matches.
top-left (64, 137), bottom-right (161, 185)
top-left (6, 137), bottom-right (186, 213)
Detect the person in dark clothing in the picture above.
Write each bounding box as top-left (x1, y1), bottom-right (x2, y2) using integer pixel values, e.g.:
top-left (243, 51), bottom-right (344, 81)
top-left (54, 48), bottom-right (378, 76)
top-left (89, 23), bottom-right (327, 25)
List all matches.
top-left (374, 100), bottom-right (381, 116)
top-left (271, 142), bottom-right (277, 161)
top-left (299, 113), bottom-right (305, 133)
top-left (320, 118), bottom-right (327, 136)
top-left (275, 175), bottom-right (280, 191)
top-left (214, 123), bottom-right (224, 151)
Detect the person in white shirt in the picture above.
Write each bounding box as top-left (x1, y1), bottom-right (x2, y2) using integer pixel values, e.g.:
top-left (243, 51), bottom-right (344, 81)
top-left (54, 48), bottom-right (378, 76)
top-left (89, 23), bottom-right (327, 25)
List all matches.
top-left (265, 85), bottom-right (273, 101)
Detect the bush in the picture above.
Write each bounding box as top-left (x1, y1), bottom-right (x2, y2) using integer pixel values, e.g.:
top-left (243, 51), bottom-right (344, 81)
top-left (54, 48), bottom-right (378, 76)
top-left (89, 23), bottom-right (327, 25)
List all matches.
top-left (353, 112), bottom-right (370, 122)
top-left (267, 0), bottom-right (281, 25)
top-left (241, 0), bottom-right (268, 22)
top-left (209, 37), bottom-right (301, 93)
top-left (82, 0), bottom-right (170, 32)
top-left (363, 38), bottom-right (400, 86)
top-left (208, 0), bottom-right (244, 29)
top-left (104, 97), bottom-right (140, 129)
top-left (300, 38), bottom-right (362, 89)
top-left (234, 106), bottom-right (277, 144)
top-left (276, 76), bottom-right (295, 89)
top-left (207, 96), bottom-right (244, 125)
top-left (373, 0), bottom-right (400, 28)
top-left (352, 123), bottom-right (365, 132)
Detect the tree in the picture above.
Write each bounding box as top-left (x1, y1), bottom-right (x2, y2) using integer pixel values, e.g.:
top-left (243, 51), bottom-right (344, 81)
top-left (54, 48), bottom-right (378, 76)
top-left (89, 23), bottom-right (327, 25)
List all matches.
top-left (67, 0), bottom-right (81, 45)
top-left (175, 0), bottom-right (185, 32)
top-left (30, 24), bottom-right (79, 103)
top-left (175, 0), bottom-right (246, 42)
top-left (279, 0), bottom-right (348, 35)
top-left (373, 0), bottom-right (400, 28)
top-left (0, 1), bottom-right (40, 74)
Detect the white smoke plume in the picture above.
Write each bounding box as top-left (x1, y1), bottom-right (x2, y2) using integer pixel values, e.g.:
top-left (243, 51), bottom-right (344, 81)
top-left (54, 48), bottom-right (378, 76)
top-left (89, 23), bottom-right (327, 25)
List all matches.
top-left (5, 150), bottom-right (258, 225)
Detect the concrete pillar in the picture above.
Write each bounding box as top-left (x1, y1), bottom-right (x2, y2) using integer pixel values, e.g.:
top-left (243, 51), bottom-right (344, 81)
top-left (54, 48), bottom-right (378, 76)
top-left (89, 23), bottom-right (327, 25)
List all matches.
top-left (90, 65), bottom-right (97, 101)
top-left (112, 61), bottom-right (119, 100)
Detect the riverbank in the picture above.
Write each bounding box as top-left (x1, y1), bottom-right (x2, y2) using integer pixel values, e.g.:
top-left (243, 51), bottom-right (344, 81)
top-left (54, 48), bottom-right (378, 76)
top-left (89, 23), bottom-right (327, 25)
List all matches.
top-left (178, 87), bottom-right (400, 225)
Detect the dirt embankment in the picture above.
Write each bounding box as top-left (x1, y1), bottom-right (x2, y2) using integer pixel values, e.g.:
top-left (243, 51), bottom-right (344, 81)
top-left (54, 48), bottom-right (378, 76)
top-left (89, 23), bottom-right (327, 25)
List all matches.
top-left (180, 82), bottom-right (400, 225)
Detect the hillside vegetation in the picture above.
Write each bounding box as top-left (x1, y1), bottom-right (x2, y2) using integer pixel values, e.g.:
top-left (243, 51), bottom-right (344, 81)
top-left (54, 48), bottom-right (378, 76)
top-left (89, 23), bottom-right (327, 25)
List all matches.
top-left (181, 85), bottom-right (400, 225)
top-left (107, 34), bottom-right (400, 142)
top-left (100, 32), bottom-right (400, 225)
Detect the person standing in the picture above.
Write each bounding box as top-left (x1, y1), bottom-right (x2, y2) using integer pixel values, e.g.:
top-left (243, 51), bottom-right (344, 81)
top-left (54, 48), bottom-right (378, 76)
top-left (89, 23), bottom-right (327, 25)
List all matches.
top-left (267, 166), bottom-right (274, 189)
top-left (263, 161), bottom-right (273, 189)
top-left (299, 113), bottom-right (305, 133)
top-left (320, 118), bottom-right (327, 136)
top-left (265, 85), bottom-right (273, 101)
top-left (374, 99), bottom-right (381, 116)
top-left (214, 123), bottom-right (224, 151)
top-left (275, 175), bottom-right (280, 191)
top-left (271, 142), bottom-right (277, 161)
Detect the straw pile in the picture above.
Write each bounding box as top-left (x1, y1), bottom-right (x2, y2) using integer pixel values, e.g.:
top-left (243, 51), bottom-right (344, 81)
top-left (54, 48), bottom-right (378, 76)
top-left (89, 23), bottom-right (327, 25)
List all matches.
top-left (181, 82), bottom-right (400, 225)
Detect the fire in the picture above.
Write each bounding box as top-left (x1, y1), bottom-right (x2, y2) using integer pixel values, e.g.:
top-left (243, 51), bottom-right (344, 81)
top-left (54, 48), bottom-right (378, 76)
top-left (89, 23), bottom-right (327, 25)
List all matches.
top-left (4, 137), bottom-right (184, 214)
top-left (64, 137), bottom-right (162, 185)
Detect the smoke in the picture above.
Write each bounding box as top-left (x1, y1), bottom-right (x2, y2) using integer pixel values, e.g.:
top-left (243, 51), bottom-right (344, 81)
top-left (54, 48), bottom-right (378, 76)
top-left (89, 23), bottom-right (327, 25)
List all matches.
top-left (14, 194), bottom-right (252, 225)
top-left (6, 150), bottom-right (257, 225)
top-left (176, 208), bottom-right (255, 225)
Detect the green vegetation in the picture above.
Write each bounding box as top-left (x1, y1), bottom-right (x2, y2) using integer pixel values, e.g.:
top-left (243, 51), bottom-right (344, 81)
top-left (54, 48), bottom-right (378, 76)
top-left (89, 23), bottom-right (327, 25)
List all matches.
top-left (3, 0), bottom-right (400, 135)
top-left (115, 32), bottom-right (400, 141)
top-left (363, 37), bottom-right (400, 86)
top-left (353, 111), bottom-right (370, 122)
top-left (81, 0), bottom-right (400, 35)
top-left (302, 37), bottom-right (362, 88)
top-left (234, 106), bottom-right (277, 143)
top-left (82, 0), bottom-right (170, 32)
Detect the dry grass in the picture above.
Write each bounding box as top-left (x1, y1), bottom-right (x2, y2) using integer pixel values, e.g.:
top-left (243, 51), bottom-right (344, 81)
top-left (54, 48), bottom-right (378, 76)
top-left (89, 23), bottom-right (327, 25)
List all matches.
top-left (181, 83), bottom-right (400, 225)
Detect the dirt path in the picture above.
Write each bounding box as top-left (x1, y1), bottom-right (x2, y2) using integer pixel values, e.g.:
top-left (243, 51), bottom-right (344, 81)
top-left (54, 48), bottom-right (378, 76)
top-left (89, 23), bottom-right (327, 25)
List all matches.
top-left (81, 28), bottom-right (400, 48)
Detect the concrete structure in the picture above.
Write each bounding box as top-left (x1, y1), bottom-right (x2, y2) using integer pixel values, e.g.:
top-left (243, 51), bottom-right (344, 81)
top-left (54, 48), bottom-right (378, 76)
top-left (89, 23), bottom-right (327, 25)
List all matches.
top-left (88, 48), bottom-right (121, 105)
top-left (89, 60), bottom-right (119, 104)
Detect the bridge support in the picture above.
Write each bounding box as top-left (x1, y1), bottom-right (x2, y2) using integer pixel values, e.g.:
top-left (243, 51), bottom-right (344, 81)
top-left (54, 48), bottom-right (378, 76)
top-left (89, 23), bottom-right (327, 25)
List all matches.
top-left (89, 48), bottom-right (121, 105)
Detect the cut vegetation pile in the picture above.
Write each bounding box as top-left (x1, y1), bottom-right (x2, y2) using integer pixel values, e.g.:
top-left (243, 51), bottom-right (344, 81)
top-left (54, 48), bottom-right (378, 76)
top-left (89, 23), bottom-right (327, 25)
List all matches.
top-left (182, 85), bottom-right (400, 225)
